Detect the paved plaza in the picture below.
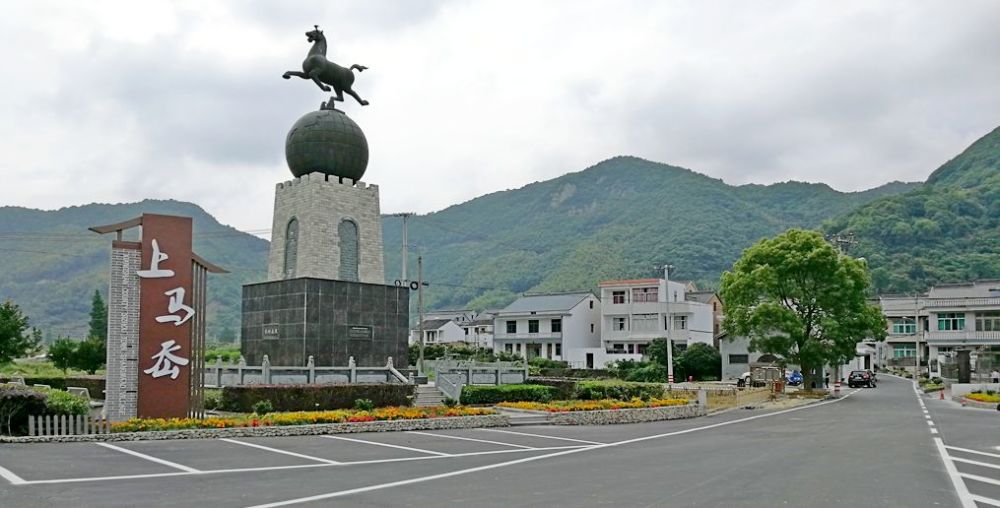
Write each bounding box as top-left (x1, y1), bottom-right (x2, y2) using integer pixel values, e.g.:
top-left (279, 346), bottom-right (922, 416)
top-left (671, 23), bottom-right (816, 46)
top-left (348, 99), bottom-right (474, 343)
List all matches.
top-left (0, 376), bottom-right (997, 507)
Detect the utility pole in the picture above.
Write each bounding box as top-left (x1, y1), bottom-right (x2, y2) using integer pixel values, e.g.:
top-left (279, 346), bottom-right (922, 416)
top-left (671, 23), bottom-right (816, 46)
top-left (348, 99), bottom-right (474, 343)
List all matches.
top-left (656, 263), bottom-right (676, 384)
top-left (417, 255), bottom-right (425, 374)
top-left (389, 213), bottom-right (414, 283)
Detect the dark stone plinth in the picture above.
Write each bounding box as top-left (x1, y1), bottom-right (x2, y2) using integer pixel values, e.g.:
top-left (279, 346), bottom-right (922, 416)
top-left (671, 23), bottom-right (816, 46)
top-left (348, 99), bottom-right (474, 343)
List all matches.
top-left (241, 278), bottom-right (409, 367)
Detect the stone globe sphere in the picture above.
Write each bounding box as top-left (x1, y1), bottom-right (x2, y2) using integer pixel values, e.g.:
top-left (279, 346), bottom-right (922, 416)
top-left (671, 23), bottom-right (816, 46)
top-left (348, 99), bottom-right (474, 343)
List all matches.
top-left (285, 109), bottom-right (369, 180)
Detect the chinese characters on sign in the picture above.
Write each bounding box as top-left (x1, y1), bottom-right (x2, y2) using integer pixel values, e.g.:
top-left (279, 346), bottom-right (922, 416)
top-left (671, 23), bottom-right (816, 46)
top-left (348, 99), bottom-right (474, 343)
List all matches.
top-left (137, 239), bottom-right (193, 378)
top-left (143, 339), bottom-right (190, 379)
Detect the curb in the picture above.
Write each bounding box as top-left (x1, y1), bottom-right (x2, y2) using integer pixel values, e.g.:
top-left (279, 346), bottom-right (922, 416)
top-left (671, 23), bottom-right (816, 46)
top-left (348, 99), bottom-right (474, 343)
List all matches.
top-left (0, 414), bottom-right (509, 444)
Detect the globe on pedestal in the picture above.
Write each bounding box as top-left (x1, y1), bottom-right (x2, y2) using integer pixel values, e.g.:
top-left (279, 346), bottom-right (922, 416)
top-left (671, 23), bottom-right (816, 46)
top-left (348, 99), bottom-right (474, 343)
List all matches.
top-left (285, 109), bottom-right (369, 180)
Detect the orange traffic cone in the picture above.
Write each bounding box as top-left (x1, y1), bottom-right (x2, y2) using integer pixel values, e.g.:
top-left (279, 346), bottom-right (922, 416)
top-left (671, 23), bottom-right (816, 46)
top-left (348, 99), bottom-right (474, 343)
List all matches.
top-left (939, 390), bottom-right (944, 400)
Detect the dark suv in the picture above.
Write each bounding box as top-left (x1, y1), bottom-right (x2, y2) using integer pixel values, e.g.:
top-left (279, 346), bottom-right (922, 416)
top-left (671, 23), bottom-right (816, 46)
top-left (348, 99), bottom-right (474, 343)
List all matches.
top-left (848, 370), bottom-right (876, 388)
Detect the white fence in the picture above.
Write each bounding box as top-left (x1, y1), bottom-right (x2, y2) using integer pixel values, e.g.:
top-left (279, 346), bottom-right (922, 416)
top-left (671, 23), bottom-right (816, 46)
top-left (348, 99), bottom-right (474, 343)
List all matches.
top-left (28, 415), bottom-right (111, 436)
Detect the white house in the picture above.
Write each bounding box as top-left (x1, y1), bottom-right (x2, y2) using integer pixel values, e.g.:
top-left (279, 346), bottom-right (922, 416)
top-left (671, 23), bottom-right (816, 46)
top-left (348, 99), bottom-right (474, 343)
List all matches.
top-left (409, 319), bottom-right (465, 345)
top-left (493, 292), bottom-right (601, 365)
top-left (595, 278), bottom-right (714, 368)
top-left (460, 310), bottom-right (496, 349)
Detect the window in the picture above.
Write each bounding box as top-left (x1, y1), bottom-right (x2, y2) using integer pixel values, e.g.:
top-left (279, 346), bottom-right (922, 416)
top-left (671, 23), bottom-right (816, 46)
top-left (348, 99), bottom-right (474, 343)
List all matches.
top-left (590, 323), bottom-right (595, 333)
top-left (611, 343), bottom-right (625, 353)
top-left (506, 321), bottom-right (517, 334)
top-left (546, 343), bottom-right (552, 358)
top-left (283, 218), bottom-right (299, 279)
top-left (528, 320), bottom-right (539, 333)
top-left (589, 300), bottom-right (594, 309)
top-left (555, 343), bottom-right (562, 356)
top-left (612, 291), bottom-right (626, 304)
top-left (632, 287), bottom-right (658, 303)
top-left (465, 328), bottom-right (469, 336)
top-left (937, 313), bottom-right (965, 331)
top-left (426, 331), bottom-right (437, 343)
top-left (637, 343), bottom-right (648, 355)
top-left (891, 319), bottom-right (916, 335)
top-left (975, 311), bottom-right (1000, 332)
top-left (505, 343), bottom-right (513, 353)
top-left (729, 354), bottom-right (749, 364)
top-left (338, 220), bottom-right (360, 281)
top-left (674, 315), bottom-right (688, 330)
top-left (633, 314), bottom-right (658, 332)
top-left (627, 344), bottom-right (635, 354)
top-left (893, 344), bottom-right (916, 358)
top-left (515, 343), bottom-right (522, 353)
top-left (551, 319), bottom-right (562, 333)
top-left (613, 317), bottom-right (628, 331)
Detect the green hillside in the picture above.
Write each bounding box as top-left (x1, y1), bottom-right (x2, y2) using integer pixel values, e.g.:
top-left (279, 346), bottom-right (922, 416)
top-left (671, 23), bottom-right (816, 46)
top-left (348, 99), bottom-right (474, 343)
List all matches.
top-left (381, 157), bottom-right (919, 312)
top-left (0, 200), bottom-right (268, 340)
top-left (825, 126), bottom-right (1000, 292)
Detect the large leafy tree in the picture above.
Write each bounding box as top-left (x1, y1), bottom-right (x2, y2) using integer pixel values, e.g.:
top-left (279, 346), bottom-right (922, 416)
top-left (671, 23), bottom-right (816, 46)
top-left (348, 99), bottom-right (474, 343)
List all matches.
top-left (0, 300), bottom-right (41, 365)
top-left (72, 338), bottom-right (105, 375)
top-left (88, 290), bottom-right (108, 343)
top-left (48, 338), bottom-right (78, 374)
top-left (720, 229), bottom-right (886, 388)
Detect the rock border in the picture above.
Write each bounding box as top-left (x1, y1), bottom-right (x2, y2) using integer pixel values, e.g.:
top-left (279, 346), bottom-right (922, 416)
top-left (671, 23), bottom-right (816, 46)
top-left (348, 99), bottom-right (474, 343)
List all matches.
top-left (955, 396), bottom-right (1000, 411)
top-left (0, 414), bottom-right (509, 444)
top-left (548, 403), bottom-right (705, 425)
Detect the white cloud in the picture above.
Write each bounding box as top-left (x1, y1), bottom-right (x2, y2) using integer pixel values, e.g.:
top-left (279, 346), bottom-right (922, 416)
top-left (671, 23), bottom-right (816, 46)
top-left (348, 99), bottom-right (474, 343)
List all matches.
top-left (1, 0), bottom-right (998, 232)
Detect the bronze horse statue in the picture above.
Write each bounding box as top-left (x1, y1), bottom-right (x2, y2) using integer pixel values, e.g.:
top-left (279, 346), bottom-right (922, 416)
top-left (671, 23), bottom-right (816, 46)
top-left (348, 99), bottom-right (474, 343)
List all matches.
top-left (283, 26), bottom-right (369, 109)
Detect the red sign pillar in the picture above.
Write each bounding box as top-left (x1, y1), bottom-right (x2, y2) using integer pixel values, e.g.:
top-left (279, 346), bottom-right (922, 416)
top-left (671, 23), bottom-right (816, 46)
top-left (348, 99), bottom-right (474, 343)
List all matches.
top-left (136, 214), bottom-right (194, 419)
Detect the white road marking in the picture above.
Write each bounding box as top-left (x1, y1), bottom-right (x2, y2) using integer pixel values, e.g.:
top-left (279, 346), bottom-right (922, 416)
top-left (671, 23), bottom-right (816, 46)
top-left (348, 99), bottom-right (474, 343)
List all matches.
top-left (971, 494), bottom-right (1000, 507)
top-left (95, 442), bottom-right (200, 473)
top-left (925, 415), bottom-right (931, 419)
top-left (931, 428), bottom-right (939, 434)
top-left (478, 428), bottom-right (606, 445)
top-left (219, 438), bottom-right (340, 464)
top-left (406, 431), bottom-right (534, 449)
top-left (960, 472), bottom-right (1000, 487)
top-left (951, 457), bottom-right (1000, 471)
top-left (322, 435), bottom-right (451, 456)
top-left (928, 420), bottom-right (935, 426)
top-left (10, 445), bottom-right (586, 486)
top-left (246, 389), bottom-right (860, 508)
top-left (0, 464), bottom-right (26, 485)
top-left (933, 438), bottom-right (976, 507)
top-left (948, 446), bottom-right (1000, 460)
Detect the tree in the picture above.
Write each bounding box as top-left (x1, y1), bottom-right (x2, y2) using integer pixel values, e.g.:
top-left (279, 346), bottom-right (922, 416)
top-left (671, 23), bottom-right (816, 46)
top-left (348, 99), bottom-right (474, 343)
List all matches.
top-left (720, 229), bottom-right (886, 389)
top-left (48, 338), bottom-right (78, 374)
top-left (88, 290), bottom-right (108, 343)
top-left (0, 300), bottom-right (41, 365)
top-left (72, 338), bottom-right (105, 375)
top-left (675, 343), bottom-right (721, 381)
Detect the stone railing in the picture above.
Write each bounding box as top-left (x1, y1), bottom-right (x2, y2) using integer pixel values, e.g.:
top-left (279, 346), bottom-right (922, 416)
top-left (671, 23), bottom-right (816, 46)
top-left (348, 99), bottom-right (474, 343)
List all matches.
top-left (202, 355), bottom-right (417, 387)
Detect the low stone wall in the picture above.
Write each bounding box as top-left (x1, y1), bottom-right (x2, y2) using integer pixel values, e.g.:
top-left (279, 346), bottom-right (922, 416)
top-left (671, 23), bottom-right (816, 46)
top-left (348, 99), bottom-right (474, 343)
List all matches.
top-left (0, 414), bottom-right (509, 444)
top-left (548, 403), bottom-right (705, 426)
top-left (954, 396), bottom-right (1000, 411)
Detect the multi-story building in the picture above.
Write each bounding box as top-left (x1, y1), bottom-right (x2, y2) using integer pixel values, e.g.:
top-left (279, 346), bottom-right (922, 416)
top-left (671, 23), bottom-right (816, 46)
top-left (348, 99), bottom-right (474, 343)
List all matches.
top-left (597, 278), bottom-right (714, 367)
top-left (492, 292), bottom-right (601, 365)
top-left (409, 318), bottom-right (465, 345)
top-left (686, 290), bottom-right (724, 341)
top-left (460, 310), bottom-right (496, 349)
top-left (880, 280), bottom-right (1000, 377)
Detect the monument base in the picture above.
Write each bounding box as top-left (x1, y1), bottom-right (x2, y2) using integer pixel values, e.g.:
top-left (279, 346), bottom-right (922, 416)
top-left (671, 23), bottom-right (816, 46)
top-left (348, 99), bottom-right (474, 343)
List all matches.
top-left (241, 277), bottom-right (409, 367)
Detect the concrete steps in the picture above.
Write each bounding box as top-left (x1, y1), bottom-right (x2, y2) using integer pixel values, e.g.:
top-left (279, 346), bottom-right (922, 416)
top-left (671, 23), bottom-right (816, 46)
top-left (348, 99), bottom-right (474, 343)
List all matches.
top-left (413, 385), bottom-right (447, 407)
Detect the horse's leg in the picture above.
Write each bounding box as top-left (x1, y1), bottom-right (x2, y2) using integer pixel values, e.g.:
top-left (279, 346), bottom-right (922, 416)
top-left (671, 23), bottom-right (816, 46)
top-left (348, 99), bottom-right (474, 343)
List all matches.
top-left (282, 71), bottom-right (308, 80)
top-left (307, 69), bottom-right (331, 92)
top-left (345, 88), bottom-right (369, 106)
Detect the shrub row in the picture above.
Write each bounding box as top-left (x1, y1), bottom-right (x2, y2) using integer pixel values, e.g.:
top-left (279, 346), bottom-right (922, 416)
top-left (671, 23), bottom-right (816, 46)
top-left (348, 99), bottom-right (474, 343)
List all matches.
top-left (0, 385), bottom-right (90, 436)
top-left (460, 384), bottom-right (558, 405)
top-left (537, 368), bottom-right (612, 379)
top-left (0, 376), bottom-right (105, 398)
top-left (526, 378), bottom-right (667, 401)
top-left (219, 384), bottom-right (415, 413)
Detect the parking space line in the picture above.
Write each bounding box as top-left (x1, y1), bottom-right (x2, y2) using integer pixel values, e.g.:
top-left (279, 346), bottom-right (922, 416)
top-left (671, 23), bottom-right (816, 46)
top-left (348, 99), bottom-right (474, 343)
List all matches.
top-left (219, 438), bottom-right (341, 465)
top-left (947, 446), bottom-right (1000, 460)
top-left (95, 442), bottom-right (201, 473)
top-left (0, 464), bottom-right (26, 485)
top-left (407, 431), bottom-right (534, 449)
top-left (478, 428), bottom-right (606, 445)
top-left (960, 472), bottom-right (1000, 487)
top-left (322, 435), bottom-right (452, 456)
top-left (951, 457), bottom-right (1000, 471)
top-left (971, 494), bottom-right (1000, 507)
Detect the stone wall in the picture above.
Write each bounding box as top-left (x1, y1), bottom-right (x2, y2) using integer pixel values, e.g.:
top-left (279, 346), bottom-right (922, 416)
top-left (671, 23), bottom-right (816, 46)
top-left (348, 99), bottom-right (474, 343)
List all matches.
top-left (548, 403), bottom-right (705, 425)
top-left (267, 173), bottom-right (385, 284)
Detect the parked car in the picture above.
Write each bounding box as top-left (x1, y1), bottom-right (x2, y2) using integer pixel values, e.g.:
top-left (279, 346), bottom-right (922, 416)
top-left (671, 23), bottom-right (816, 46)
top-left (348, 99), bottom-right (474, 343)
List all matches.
top-left (785, 370), bottom-right (803, 386)
top-left (847, 370), bottom-right (876, 388)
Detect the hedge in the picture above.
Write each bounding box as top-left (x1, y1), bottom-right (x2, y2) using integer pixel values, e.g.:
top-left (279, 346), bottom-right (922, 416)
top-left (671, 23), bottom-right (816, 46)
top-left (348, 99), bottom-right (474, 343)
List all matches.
top-left (219, 384), bottom-right (415, 413)
top-left (575, 380), bottom-right (665, 401)
top-left (537, 368), bottom-right (612, 379)
top-left (0, 386), bottom-right (89, 436)
top-left (0, 376), bottom-right (105, 399)
top-left (526, 377), bottom-right (578, 400)
top-left (460, 384), bottom-right (557, 405)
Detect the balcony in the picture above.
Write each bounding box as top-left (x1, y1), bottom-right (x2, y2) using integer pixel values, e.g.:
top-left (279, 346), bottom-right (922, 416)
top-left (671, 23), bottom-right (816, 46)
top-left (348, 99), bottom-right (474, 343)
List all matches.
top-left (494, 332), bottom-right (562, 341)
top-left (926, 330), bottom-right (1000, 346)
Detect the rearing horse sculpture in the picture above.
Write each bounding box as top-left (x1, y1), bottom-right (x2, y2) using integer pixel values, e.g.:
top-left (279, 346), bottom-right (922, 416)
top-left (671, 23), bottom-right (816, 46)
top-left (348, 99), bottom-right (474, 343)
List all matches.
top-left (283, 26), bottom-right (369, 109)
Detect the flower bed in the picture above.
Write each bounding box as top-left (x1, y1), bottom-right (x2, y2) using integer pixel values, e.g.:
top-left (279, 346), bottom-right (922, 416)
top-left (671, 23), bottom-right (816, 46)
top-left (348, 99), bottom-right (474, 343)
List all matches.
top-left (111, 406), bottom-right (494, 433)
top-left (497, 398), bottom-right (688, 413)
top-left (966, 392), bottom-right (1000, 403)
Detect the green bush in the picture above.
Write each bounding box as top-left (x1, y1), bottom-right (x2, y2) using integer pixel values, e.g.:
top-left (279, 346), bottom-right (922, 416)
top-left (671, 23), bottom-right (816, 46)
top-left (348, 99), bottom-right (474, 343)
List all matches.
top-left (0, 386), bottom-right (47, 435)
top-left (443, 397), bottom-right (458, 408)
top-left (253, 400), bottom-right (274, 415)
top-left (42, 390), bottom-right (89, 416)
top-left (0, 376), bottom-right (105, 398)
top-left (204, 389), bottom-right (221, 411)
top-left (526, 377), bottom-right (578, 399)
top-left (528, 357), bottom-right (569, 369)
top-left (460, 384), bottom-right (557, 405)
top-left (575, 380), bottom-right (665, 401)
top-left (220, 384), bottom-right (415, 413)
top-left (353, 398), bottom-right (375, 411)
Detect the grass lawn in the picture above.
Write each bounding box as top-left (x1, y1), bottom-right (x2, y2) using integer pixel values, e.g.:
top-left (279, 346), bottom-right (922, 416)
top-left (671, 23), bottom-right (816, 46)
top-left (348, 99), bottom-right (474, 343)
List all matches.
top-left (0, 359), bottom-right (103, 377)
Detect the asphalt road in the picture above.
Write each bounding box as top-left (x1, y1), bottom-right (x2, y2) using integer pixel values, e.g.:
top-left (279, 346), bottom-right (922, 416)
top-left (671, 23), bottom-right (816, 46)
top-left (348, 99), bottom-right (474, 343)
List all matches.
top-left (0, 375), bottom-right (996, 508)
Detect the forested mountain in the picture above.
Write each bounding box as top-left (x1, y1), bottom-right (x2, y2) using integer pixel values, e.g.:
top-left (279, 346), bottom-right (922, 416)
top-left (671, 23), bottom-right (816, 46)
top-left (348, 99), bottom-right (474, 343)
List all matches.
top-left (825, 126), bottom-right (1000, 292)
top-left (0, 153), bottom-right (927, 340)
top-left (0, 200), bottom-right (268, 340)
top-left (382, 157), bottom-right (918, 312)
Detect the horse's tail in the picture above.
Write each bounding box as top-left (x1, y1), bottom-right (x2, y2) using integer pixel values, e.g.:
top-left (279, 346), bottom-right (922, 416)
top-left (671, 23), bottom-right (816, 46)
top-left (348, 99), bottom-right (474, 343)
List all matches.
top-left (351, 64), bottom-right (368, 72)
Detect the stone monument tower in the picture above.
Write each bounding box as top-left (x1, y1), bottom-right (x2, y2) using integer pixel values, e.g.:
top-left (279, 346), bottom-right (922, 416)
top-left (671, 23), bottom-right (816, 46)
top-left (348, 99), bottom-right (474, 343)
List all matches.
top-left (241, 25), bottom-right (409, 367)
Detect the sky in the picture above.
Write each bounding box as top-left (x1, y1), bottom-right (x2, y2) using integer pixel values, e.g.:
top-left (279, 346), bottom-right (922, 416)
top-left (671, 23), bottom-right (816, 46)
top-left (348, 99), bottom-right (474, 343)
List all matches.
top-left (1, 0), bottom-right (998, 232)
